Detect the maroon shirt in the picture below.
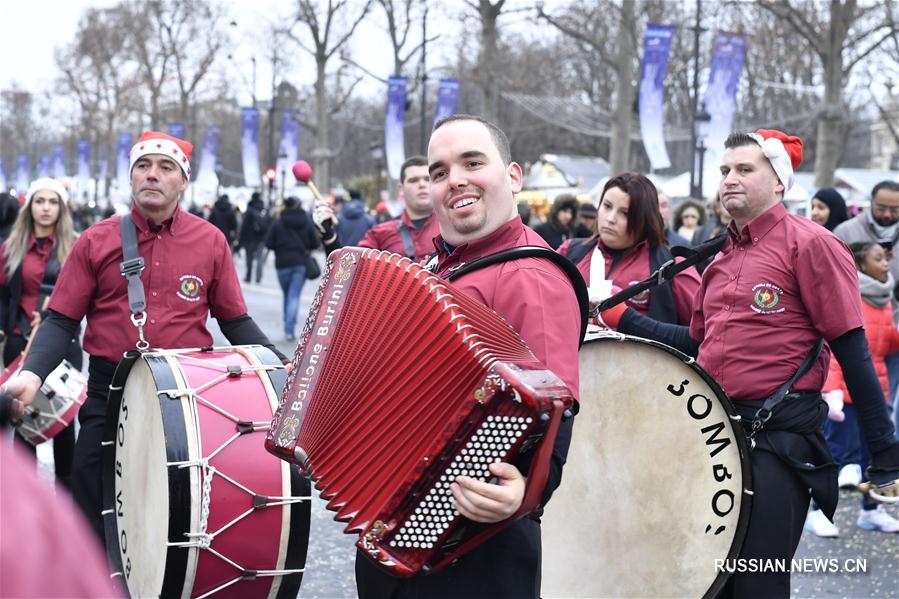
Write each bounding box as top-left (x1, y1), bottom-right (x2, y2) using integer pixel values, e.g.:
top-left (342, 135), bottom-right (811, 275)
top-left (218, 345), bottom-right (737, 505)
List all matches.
top-left (48, 206), bottom-right (247, 363)
top-left (359, 211), bottom-right (441, 260)
top-left (433, 217), bottom-right (580, 401)
top-left (0, 234), bottom-right (57, 334)
top-left (558, 238), bottom-right (701, 325)
top-left (691, 202), bottom-right (863, 401)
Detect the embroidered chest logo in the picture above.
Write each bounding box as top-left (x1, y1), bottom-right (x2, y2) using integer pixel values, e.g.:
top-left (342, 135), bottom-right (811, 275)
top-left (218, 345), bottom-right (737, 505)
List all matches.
top-left (751, 282), bottom-right (785, 315)
top-left (177, 274), bottom-right (204, 302)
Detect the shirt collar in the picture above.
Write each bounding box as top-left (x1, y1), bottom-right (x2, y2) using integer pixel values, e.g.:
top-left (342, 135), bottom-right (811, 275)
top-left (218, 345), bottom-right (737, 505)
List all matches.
top-left (130, 204), bottom-right (183, 235)
top-left (727, 202), bottom-right (787, 244)
top-left (433, 216), bottom-right (523, 264)
top-left (29, 233), bottom-right (56, 250)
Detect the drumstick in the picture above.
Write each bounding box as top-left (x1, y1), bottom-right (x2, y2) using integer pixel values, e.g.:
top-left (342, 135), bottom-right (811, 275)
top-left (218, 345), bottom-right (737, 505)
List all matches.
top-left (292, 160), bottom-right (326, 205)
top-left (18, 297), bottom-right (51, 364)
top-left (858, 479), bottom-right (899, 504)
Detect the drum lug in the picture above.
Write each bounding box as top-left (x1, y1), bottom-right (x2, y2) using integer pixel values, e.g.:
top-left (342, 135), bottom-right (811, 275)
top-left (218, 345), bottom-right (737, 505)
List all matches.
top-left (227, 365), bottom-right (242, 378)
top-left (253, 494), bottom-right (269, 510)
top-left (237, 420), bottom-right (254, 434)
top-left (240, 569), bottom-right (258, 581)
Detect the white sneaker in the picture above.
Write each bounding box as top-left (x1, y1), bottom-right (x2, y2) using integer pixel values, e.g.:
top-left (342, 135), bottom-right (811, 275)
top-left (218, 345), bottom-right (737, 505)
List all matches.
top-left (838, 464), bottom-right (862, 489)
top-left (856, 506), bottom-right (899, 533)
top-left (804, 509), bottom-right (839, 537)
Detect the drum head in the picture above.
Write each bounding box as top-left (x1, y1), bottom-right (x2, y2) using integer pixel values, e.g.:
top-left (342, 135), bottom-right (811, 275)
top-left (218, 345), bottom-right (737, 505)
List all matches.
top-left (541, 333), bottom-right (751, 598)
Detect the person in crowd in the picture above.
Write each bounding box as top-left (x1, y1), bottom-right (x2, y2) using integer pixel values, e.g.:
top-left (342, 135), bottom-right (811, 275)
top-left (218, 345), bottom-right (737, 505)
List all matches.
top-left (596, 129), bottom-right (899, 597)
top-left (657, 192), bottom-right (689, 247)
top-left (805, 241), bottom-right (899, 536)
top-left (558, 173), bottom-right (701, 326)
top-left (335, 189), bottom-right (375, 246)
top-left (238, 191), bottom-right (270, 283)
top-left (316, 156), bottom-right (440, 262)
top-left (0, 178), bottom-right (82, 488)
top-left (534, 194), bottom-right (581, 250)
top-left (265, 197), bottom-right (319, 342)
top-left (0, 191), bottom-right (21, 240)
top-left (575, 201), bottom-right (596, 237)
top-left (208, 193), bottom-right (239, 249)
top-left (355, 114), bottom-right (580, 599)
top-left (2, 131), bottom-right (286, 542)
top-left (810, 188), bottom-right (850, 232)
top-left (673, 198), bottom-right (706, 244)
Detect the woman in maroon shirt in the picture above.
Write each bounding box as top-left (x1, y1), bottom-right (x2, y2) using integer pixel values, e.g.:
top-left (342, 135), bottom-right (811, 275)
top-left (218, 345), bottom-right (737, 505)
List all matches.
top-left (0, 178), bottom-right (82, 488)
top-left (558, 173), bottom-right (701, 325)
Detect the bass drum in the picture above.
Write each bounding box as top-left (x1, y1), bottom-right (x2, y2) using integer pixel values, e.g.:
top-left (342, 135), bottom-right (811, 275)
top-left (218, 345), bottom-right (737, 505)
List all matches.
top-left (102, 346), bottom-right (310, 599)
top-left (542, 331), bottom-right (752, 598)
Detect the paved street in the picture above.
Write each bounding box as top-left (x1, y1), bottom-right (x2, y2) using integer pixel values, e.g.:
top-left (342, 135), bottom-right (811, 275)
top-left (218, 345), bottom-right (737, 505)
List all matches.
top-left (31, 247), bottom-right (898, 598)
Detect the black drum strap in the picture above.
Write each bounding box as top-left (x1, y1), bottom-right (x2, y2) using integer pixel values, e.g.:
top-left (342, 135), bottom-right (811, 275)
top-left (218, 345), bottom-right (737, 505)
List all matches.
top-left (444, 246), bottom-right (589, 347)
top-left (397, 220), bottom-right (417, 259)
top-left (119, 215), bottom-right (149, 350)
top-left (747, 339), bottom-right (825, 446)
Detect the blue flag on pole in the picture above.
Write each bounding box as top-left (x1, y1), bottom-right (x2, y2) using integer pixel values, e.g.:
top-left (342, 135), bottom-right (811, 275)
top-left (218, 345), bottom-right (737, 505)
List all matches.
top-left (638, 24), bottom-right (676, 170)
top-left (385, 76), bottom-right (408, 181)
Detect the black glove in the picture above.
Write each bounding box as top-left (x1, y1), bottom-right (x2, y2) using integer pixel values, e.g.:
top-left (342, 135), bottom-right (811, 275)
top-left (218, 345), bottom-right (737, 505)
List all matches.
top-left (318, 216), bottom-right (335, 242)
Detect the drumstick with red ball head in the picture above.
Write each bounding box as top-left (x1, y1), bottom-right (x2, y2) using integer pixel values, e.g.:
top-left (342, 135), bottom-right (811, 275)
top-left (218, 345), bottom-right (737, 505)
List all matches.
top-left (292, 160), bottom-right (326, 205)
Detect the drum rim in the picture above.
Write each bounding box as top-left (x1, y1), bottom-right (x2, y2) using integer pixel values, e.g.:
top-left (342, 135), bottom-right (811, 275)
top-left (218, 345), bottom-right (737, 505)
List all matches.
top-left (581, 333), bottom-right (753, 599)
top-left (101, 350), bottom-right (193, 598)
top-left (101, 345), bottom-right (311, 599)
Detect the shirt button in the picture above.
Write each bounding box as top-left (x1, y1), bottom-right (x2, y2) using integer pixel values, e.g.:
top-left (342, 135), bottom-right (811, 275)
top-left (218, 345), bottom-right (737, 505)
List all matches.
top-left (723, 305), bottom-right (730, 311)
top-left (739, 247), bottom-right (744, 252)
top-left (151, 291), bottom-right (158, 297)
top-left (156, 235), bottom-right (162, 240)
top-left (730, 275), bottom-right (736, 281)
top-left (154, 261), bottom-right (160, 267)
top-left (753, 237), bottom-right (759, 242)
top-left (150, 318), bottom-right (156, 324)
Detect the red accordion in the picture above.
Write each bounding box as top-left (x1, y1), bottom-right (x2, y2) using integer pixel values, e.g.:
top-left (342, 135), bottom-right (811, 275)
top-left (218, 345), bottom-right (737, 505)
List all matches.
top-left (266, 248), bottom-right (574, 576)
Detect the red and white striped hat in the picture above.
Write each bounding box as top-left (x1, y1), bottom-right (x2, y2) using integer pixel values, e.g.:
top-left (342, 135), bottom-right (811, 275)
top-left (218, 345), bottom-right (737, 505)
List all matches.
top-left (128, 131), bottom-right (193, 178)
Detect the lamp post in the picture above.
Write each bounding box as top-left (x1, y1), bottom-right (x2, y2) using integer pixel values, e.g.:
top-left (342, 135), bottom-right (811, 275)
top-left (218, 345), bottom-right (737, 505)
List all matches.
top-left (418, 1), bottom-right (429, 155)
top-left (689, 0), bottom-right (707, 199)
top-left (370, 142), bottom-right (384, 202)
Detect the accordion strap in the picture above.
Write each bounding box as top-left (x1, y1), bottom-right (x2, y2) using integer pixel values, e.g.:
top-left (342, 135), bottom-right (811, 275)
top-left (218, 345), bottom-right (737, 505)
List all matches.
top-left (445, 246), bottom-right (589, 347)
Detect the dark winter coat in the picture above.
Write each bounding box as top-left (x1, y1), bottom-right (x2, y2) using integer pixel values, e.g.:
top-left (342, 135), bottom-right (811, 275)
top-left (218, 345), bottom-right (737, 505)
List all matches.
top-left (208, 199), bottom-right (239, 244)
top-left (335, 199), bottom-right (375, 246)
top-left (239, 198), bottom-right (269, 248)
top-left (265, 207), bottom-right (319, 269)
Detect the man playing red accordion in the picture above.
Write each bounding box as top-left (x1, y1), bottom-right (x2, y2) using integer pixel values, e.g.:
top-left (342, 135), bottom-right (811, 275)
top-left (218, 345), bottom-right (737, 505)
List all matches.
top-left (354, 115), bottom-right (581, 598)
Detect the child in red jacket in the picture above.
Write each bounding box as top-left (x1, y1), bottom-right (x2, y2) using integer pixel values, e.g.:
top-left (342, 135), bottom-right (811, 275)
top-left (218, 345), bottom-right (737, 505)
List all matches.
top-left (805, 242), bottom-right (899, 536)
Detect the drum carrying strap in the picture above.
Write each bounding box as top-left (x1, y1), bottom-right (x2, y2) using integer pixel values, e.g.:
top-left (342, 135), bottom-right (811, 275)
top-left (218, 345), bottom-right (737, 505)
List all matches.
top-left (119, 215), bottom-right (149, 350)
top-left (595, 233), bottom-right (728, 314)
top-left (444, 245), bottom-right (590, 347)
top-left (746, 339), bottom-right (824, 448)
top-left (396, 220), bottom-right (417, 259)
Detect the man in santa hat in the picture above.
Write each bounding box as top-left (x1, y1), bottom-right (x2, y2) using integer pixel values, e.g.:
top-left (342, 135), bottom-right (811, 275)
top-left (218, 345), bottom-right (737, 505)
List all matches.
top-left (596, 129), bottom-right (899, 597)
top-left (3, 131), bottom-right (288, 542)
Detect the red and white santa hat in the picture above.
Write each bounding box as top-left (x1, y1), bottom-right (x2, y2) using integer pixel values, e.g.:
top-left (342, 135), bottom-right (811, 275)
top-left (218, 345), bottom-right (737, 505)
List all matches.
top-left (748, 129), bottom-right (803, 192)
top-left (128, 131), bottom-right (193, 178)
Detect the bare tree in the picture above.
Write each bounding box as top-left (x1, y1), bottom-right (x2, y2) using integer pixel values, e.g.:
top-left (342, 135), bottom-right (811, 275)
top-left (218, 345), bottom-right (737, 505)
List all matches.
top-left (538, 0), bottom-right (638, 173)
top-left (287, 0), bottom-right (374, 189)
top-left (157, 0), bottom-right (228, 140)
top-left (760, 0), bottom-right (899, 187)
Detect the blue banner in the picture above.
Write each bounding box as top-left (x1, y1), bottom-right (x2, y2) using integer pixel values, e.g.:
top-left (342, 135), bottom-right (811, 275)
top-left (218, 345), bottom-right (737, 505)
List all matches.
top-left (196, 126), bottom-right (221, 184)
top-left (241, 107), bottom-right (261, 187)
top-left (384, 76), bottom-right (407, 181)
top-left (98, 145), bottom-right (109, 200)
top-left (116, 133), bottom-right (132, 189)
top-left (52, 144), bottom-right (66, 179)
top-left (276, 110), bottom-right (301, 182)
top-left (701, 32), bottom-right (746, 170)
top-left (169, 122), bottom-right (185, 139)
top-left (15, 155), bottom-right (29, 192)
top-left (39, 155), bottom-right (51, 178)
top-left (433, 79), bottom-right (460, 127)
top-left (77, 140), bottom-right (91, 180)
top-left (638, 24), bottom-right (676, 170)
top-left (0, 159), bottom-right (6, 191)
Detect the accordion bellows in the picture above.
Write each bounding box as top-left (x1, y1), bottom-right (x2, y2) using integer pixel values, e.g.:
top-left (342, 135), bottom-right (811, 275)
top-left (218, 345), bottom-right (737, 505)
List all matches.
top-left (266, 248), bottom-right (574, 576)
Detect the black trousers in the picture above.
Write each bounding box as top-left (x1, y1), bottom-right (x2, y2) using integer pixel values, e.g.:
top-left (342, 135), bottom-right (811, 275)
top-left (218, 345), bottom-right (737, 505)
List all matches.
top-left (720, 448), bottom-right (811, 599)
top-left (5, 333), bottom-right (83, 490)
top-left (71, 356), bottom-right (117, 544)
top-left (355, 517), bottom-right (541, 599)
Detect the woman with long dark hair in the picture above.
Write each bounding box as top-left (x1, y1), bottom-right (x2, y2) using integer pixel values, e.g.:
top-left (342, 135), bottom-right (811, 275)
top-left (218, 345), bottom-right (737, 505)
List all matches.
top-left (0, 178), bottom-right (83, 488)
top-left (558, 173), bottom-right (700, 325)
